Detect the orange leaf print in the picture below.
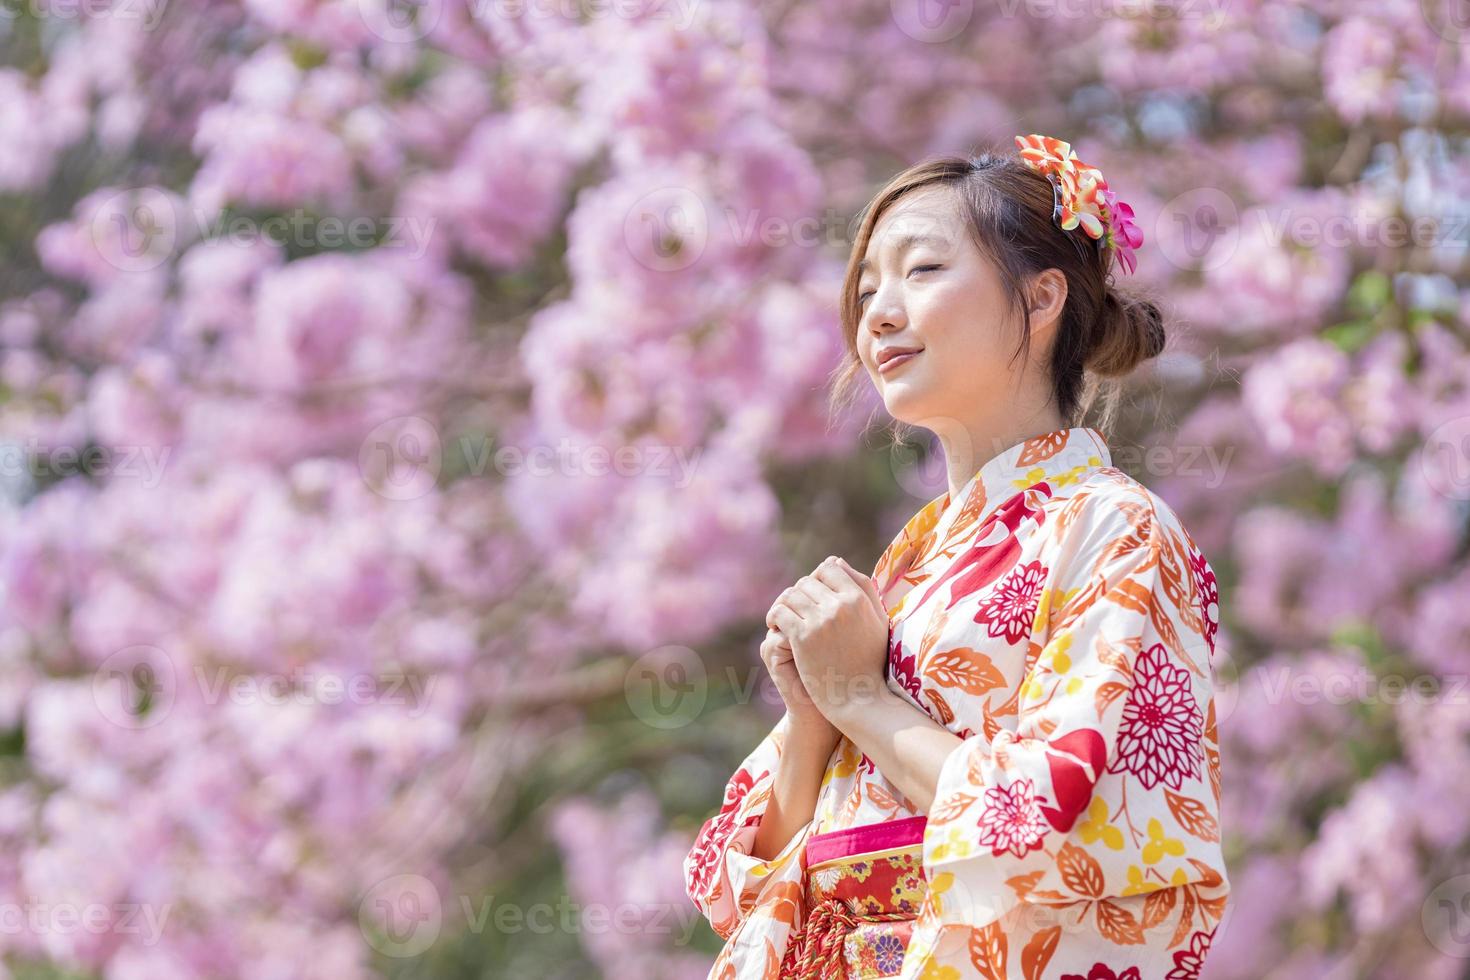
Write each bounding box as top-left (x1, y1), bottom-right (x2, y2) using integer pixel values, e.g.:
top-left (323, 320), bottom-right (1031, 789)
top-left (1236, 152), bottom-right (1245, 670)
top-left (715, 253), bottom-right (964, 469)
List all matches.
top-left (1142, 886), bottom-right (1178, 929)
top-left (968, 922), bottom-right (1009, 980)
top-left (1165, 788), bottom-right (1220, 842)
top-left (982, 703), bottom-right (1003, 740)
top-left (868, 782), bottom-right (903, 812)
top-left (1096, 899), bottom-right (1147, 945)
top-left (932, 791), bottom-right (977, 824)
top-left (1006, 870), bottom-right (1046, 900)
top-left (926, 647), bottom-right (1008, 694)
top-left (1110, 577), bottom-right (1154, 617)
top-left (1057, 842), bottom-right (1105, 898)
top-left (1094, 680), bottom-right (1129, 718)
top-left (1186, 857), bottom-right (1225, 890)
top-left (1198, 890), bottom-right (1229, 921)
top-left (926, 688), bottom-right (957, 726)
top-left (1017, 430), bottom-right (1068, 466)
top-left (1207, 746), bottom-right (1222, 806)
top-left (1021, 925), bottom-right (1062, 980)
top-left (765, 881), bottom-right (804, 928)
top-left (1170, 887), bottom-right (1198, 947)
top-left (1094, 633), bottom-right (1139, 677)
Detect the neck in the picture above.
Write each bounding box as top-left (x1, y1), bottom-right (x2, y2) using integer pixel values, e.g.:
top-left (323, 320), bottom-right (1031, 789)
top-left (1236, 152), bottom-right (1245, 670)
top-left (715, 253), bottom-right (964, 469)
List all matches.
top-left (933, 401), bottom-right (1068, 502)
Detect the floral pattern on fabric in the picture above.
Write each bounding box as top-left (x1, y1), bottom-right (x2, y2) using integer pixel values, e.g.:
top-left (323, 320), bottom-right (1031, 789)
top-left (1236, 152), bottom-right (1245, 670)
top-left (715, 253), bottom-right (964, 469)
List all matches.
top-left (684, 427), bottom-right (1230, 978)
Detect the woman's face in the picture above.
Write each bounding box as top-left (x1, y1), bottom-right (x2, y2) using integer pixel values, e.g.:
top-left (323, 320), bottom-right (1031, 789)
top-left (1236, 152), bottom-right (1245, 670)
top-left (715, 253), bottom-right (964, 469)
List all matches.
top-left (854, 185), bottom-right (1054, 438)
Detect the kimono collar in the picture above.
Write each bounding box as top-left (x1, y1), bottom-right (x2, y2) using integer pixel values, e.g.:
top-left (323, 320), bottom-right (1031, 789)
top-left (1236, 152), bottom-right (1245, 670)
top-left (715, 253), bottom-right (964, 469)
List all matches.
top-left (939, 425), bottom-right (1112, 533)
top-left (872, 426), bottom-right (1112, 618)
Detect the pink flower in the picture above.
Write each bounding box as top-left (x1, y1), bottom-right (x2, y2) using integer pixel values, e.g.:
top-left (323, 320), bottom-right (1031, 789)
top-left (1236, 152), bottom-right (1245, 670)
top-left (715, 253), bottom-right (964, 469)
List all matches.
top-left (976, 778), bottom-right (1050, 858)
top-left (1107, 643), bottom-right (1204, 790)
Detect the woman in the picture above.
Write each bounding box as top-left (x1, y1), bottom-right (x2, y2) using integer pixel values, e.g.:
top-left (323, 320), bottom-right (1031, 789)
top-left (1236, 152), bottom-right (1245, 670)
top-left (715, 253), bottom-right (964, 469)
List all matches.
top-left (684, 137), bottom-right (1229, 980)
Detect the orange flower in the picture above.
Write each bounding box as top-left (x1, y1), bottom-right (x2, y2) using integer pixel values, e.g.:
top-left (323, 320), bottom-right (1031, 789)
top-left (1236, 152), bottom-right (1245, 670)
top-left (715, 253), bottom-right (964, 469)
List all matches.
top-left (1013, 133), bottom-right (1141, 274)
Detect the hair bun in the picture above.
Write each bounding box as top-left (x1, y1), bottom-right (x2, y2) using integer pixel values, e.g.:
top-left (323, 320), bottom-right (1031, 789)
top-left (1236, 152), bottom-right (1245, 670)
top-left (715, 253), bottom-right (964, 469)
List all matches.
top-left (1087, 290), bottom-right (1165, 378)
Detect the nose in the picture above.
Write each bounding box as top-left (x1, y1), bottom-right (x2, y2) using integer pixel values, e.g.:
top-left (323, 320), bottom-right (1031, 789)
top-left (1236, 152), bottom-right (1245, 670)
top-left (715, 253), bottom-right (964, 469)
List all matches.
top-left (865, 285), bottom-right (907, 335)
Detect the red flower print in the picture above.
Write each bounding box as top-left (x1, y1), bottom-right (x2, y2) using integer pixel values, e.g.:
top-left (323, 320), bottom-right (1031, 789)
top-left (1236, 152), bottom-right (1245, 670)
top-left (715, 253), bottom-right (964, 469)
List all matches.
top-left (685, 766), bottom-right (765, 900)
top-left (1062, 966), bottom-right (1142, 980)
top-left (1189, 546), bottom-right (1219, 658)
top-left (888, 632), bottom-right (922, 702)
top-left (973, 559), bottom-right (1047, 643)
top-left (975, 778), bottom-right (1049, 858)
top-left (1166, 928), bottom-right (1215, 979)
top-left (1039, 728), bottom-right (1107, 832)
top-left (1107, 643), bottom-right (1204, 790)
top-left (916, 488), bottom-right (1047, 612)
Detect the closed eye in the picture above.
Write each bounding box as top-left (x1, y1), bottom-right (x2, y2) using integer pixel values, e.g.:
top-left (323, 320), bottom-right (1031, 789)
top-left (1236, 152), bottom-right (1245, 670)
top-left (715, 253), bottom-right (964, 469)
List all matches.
top-left (858, 265), bottom-right (941, 306)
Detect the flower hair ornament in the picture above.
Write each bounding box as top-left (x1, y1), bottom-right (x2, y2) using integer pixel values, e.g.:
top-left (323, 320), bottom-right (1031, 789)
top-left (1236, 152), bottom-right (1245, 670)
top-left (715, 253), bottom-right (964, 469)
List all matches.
top-left (1014, 134), bottom-right (1144, 275)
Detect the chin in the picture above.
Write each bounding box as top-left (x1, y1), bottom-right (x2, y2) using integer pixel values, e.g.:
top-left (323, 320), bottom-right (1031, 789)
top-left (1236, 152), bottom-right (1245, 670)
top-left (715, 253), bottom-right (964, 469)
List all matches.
top-left (880, 389), bottom-right (934, 426)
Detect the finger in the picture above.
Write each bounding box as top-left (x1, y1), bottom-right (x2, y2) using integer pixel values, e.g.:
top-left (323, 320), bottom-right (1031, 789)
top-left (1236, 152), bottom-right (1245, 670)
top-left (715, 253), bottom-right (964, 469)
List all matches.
top-left (837, 557), bottom-right (886, 613)
top-left (791, 574), bottom-right (832, 605)
top-left (766, 590), bottom-right (803, 629)
top-left (768, 603), bottom-right (800, 637)
top-left (811, 557), bottom-right (863, 599)
top-left (781, 583), bottom-right (820, 615)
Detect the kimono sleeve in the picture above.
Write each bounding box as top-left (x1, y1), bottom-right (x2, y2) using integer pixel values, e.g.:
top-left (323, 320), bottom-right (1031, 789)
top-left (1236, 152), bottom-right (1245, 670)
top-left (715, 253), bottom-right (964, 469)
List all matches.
top-left (682, 711), bottom-right (813, 940)
top-left (919, 492), bottom-right (1227, 931)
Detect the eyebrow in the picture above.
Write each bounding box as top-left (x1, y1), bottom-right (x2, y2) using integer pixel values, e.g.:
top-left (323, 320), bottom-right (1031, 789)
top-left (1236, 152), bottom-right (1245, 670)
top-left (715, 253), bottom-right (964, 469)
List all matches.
top-left (857, 232), bottom-right (949, 273)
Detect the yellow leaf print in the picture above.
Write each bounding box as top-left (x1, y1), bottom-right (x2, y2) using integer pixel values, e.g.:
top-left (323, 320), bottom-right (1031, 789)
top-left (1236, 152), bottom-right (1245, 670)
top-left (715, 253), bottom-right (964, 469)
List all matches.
top-left (1012, 466), bottom-right (1048, 490)
top-left (929, 827), bottom-right (974, 864)
top-left (1141, 817), bottom-right (1186, 865)
top-left (1042, 630), bottom-right (1074, 674)
top-left (1077, 797), bottom-right (1125, 851)
top-left (1122, 865), bottom-right (1162, 896)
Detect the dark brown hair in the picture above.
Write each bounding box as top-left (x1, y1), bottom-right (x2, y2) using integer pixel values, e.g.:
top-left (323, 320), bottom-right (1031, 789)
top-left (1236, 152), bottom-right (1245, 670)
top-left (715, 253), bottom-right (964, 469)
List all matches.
top-left (829, 150), bottom-right (1164, 433)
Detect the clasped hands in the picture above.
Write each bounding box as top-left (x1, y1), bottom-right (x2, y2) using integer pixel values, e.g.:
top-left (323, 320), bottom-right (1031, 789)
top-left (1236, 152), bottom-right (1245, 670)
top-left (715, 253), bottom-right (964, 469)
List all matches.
top-left (760, 556), bottom-right (891, 733)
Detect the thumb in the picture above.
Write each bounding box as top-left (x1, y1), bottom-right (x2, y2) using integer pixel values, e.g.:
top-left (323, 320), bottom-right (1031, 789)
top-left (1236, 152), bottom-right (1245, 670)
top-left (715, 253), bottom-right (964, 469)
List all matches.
top-left (837, 558), bottom-right (885, 615)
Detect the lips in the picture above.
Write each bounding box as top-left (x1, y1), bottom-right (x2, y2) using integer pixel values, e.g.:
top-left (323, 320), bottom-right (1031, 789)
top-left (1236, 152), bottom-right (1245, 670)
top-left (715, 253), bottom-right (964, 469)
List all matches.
top-left (877, 346), bottom-right (923, 374)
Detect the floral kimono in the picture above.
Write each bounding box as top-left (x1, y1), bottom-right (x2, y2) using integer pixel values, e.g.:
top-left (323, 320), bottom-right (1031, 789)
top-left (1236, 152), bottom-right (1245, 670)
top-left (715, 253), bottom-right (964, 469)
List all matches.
top-left (684, 427), bottom-right (1229, 980)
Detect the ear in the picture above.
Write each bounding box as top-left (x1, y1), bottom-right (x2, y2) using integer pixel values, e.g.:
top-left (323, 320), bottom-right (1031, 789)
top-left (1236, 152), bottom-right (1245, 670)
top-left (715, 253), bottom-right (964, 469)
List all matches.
top-left (1025, 267), bottom-right (1068, 342)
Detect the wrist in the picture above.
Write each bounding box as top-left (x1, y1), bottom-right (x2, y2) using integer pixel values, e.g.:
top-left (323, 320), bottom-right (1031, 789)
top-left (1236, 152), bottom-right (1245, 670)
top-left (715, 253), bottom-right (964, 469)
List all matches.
top-left (822, 673), bottom-right (901, 732)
